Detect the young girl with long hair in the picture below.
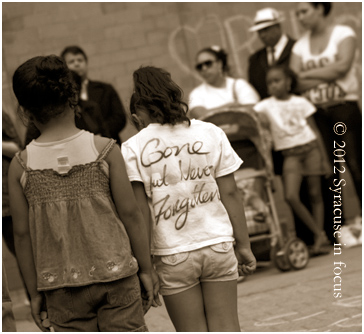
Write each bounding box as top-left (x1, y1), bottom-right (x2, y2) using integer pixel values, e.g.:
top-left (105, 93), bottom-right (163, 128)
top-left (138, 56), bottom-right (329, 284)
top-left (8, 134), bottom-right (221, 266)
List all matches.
top-left (122, 66), bottom-right (256, 332)
top-left (254, 64), bottom-right (331, 255)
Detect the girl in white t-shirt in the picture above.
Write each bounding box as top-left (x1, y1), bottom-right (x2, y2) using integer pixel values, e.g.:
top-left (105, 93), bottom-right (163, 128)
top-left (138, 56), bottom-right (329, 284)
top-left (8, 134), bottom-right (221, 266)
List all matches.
top-left (122, 66), bottom-right (256, 332)
top-left (254, 65), bottom-right (330, 255)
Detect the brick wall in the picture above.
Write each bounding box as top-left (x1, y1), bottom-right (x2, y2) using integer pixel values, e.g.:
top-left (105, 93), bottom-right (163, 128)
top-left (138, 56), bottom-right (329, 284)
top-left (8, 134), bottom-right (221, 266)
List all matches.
top-left (2, 2), bottom-right (362, 141)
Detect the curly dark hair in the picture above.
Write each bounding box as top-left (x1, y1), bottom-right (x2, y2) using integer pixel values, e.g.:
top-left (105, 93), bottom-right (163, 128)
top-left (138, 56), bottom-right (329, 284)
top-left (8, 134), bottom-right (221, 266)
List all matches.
top-left (130, 66), bottom-right (190, 126)
top-left (267, 64), bottom-right (298, 93)
top-left (12, 55), bottom-right (79, 124)
top-left (196, 46), bottom-right (230, 74)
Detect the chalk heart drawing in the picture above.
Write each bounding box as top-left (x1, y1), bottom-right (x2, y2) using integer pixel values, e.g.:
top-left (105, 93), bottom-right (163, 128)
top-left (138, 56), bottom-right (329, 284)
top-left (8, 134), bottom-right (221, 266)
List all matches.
top-left (168, 14), bottom-right (258, 80)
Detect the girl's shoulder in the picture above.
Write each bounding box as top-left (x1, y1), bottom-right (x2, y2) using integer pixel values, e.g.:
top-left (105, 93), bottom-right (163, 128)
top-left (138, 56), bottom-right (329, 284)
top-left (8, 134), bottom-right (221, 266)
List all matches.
top-left (288, 94), bottom-right (316, 111)
top-left (290, 94), bottom-right (312, 103)
top-left (9, 148), bottom-right (28, 180)
top-left (93, 135), bottom-right (115, 154)
top-left (191, 119), bottom-right (225, 137)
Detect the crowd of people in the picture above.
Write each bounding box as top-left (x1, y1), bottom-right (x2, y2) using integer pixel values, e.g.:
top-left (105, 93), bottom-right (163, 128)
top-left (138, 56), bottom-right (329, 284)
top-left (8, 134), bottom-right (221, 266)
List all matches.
top-left (2, 2), bottom-right (361, 332)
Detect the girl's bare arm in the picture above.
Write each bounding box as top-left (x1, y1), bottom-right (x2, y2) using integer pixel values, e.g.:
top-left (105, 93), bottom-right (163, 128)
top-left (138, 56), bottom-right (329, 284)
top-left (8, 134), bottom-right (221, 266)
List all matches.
top-left (131, 181), bottom-right (152, 247)
top-left (216, 173), bottom-right (250, 247)
top-left (307, 116), bottom-right (332, 177)
top-left (216, 173), bottom-right (256, 275)
top-left (8, 156), bottom-right (49, 331)
top-left (8, 156), bottom-right (38, 298)
top-left (102, 141), bottom-right (153, 273)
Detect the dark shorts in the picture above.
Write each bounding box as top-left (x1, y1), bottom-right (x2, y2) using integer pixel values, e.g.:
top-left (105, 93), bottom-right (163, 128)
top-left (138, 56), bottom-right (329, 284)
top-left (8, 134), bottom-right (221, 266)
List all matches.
top-left (281, 141), bottom-right (324, 176)
top-left (44, 274), bottom-right (147, 332)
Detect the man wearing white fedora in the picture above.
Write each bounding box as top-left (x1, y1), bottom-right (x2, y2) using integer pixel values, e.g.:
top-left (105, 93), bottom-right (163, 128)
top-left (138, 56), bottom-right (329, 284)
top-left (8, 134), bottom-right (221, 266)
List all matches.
top-left (248, 7), bottom-right (296, 100)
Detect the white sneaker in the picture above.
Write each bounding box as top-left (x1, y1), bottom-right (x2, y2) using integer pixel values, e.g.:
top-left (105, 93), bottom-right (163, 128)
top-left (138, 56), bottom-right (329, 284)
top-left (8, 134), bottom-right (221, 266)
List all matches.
top-left (338, 225), bottom-right (358, 248)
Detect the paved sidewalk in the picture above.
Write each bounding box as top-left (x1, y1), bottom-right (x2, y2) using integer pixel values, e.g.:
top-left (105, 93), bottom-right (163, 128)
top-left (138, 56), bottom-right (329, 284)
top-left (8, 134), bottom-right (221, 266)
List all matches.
top-left (8, 245), bottom-right (361, 332)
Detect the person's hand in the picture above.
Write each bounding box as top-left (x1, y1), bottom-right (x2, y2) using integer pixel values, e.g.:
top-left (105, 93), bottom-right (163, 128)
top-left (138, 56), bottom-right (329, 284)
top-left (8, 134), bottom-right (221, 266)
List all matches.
top-left (30, 293), bottom-right (51, 332)
top-left (150, 268), bottom-right (162, 308)
top-left (234, 244), bottom-right (257, 277)
top-left (139, 269), bottom-right (161, 314)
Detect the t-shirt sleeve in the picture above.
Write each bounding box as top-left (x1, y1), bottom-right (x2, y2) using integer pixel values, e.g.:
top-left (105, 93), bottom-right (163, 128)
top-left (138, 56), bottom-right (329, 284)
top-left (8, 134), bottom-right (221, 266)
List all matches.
top-left (188, 86), bottom-right (205, 110)
top-left (299, 96), bottom-right (316, 118)
top-left (236, 79), bottom-right (260, 104)
top-left (214, 126), bottom-right (243, 178)
top-left (121, 139), bottom-right (143, 183)
top-left (335, 25), bottom-right (356, 43)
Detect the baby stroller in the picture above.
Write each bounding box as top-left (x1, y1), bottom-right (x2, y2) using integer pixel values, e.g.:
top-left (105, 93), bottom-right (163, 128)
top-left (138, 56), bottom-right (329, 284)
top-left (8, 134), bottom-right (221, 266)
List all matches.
top-left (199, 105), bottom-right (310, 271)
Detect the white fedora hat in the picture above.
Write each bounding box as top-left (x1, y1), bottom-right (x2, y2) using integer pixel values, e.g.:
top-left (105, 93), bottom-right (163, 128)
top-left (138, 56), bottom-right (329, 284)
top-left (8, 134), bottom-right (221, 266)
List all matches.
top-left (249, 8), bottom-right (285, 32)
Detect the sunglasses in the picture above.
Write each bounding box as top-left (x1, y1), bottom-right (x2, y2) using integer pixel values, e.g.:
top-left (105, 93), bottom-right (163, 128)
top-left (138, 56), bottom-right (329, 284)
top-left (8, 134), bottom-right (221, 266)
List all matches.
top-left (195, 60), bottom-right (216, 71)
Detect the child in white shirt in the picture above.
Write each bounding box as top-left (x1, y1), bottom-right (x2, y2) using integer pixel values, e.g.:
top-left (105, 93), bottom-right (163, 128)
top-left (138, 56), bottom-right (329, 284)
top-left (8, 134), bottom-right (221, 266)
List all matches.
top-left (254, 65), bottom-right (331, 255)
top-left (122, 66), bottom-right (256, 332)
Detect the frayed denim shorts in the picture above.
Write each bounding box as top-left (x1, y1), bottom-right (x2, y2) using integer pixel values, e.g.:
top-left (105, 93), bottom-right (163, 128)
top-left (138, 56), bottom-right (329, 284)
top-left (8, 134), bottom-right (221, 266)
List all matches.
top-left (154, 242), bottom-right (239, 296)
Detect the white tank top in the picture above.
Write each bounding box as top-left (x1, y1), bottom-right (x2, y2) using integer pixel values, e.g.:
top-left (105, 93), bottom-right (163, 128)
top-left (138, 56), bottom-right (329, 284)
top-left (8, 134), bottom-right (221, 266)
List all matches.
top-left (27, 130), bottom-right (99, 174)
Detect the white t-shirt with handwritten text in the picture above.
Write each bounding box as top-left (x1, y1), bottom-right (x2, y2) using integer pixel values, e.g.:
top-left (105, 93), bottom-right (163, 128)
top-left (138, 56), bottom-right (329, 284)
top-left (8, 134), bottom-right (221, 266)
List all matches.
top-left (122, 120), bottom-right (243, 256)
top-left (253, 95), bottom-right (317, 151)
top-left (292, 25), bottom-right (358, 105)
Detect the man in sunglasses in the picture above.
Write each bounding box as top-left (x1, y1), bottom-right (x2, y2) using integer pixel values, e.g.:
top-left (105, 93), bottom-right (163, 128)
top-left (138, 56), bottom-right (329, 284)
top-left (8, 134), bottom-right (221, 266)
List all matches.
top-left (248, 7), bottom-right (296, 100)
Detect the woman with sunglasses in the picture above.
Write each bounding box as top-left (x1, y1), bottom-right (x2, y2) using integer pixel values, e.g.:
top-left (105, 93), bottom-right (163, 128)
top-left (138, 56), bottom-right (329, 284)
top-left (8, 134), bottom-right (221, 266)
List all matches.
top-left (189, 46), bottom-right (260, 119)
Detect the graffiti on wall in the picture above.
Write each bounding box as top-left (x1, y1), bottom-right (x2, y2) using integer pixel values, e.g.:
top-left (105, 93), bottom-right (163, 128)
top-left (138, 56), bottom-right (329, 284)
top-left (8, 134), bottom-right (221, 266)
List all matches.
top-left (168, 10), bottom-right (362, 82)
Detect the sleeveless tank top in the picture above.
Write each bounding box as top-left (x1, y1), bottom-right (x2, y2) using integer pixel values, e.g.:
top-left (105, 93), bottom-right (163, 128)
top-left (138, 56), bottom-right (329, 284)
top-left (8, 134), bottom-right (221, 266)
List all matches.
top-left (15, 138), bottom-right (138, 291)
top-left (26, 130), bottom-right (98, 174)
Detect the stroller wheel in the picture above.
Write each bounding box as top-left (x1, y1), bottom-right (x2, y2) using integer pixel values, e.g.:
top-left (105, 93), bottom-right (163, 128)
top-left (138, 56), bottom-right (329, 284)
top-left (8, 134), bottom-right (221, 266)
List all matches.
top-left (270, 245), bottom-right (291, 272)
top-left (283, 238), bottom-right (310, 270)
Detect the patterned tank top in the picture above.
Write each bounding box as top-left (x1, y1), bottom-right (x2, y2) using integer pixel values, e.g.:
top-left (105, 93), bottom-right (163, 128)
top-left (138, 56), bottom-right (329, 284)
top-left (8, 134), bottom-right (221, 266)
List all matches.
top-left (15, 139), bottom-right (138, 291)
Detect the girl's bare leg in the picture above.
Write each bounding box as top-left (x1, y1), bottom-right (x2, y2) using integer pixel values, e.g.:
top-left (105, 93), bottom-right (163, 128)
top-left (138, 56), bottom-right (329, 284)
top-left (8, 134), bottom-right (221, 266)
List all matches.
top-left (306, 175), bottom-right (326, 250)
top-left (283, 172), bottom-right (321, 238)
top-left (202, 280), bottom-right (241, 332)
top-left (163, 284), bottom-right (208, 332)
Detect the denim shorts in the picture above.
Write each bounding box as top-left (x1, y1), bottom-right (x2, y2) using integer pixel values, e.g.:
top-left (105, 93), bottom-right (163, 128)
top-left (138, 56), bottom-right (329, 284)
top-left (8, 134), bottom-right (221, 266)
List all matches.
top-left (282, 141), bottom-right (324, 176)
top-left (44, 274), bottom-right (148, 332)
top-left (154, 242), bottom-right (239, 296)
